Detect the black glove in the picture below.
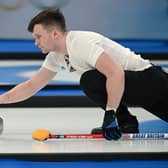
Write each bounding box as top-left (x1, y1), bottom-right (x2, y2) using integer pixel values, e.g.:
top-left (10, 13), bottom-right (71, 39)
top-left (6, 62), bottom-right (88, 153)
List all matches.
top-left (102, 110), bottom-right (121, 140)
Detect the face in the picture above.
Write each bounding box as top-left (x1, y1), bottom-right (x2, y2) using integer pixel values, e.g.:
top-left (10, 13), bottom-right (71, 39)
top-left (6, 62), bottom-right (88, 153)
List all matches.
top-left (32, 24), bottom-right (60, 54)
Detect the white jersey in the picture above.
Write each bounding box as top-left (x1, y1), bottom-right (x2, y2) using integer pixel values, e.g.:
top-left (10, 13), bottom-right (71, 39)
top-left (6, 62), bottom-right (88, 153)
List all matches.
top-left (42, 31), bottom-right (152, 75)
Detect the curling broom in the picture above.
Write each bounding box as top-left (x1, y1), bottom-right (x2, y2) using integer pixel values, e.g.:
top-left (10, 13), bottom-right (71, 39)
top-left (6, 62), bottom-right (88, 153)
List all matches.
top-left (32, 129), bottom-right (168, 141)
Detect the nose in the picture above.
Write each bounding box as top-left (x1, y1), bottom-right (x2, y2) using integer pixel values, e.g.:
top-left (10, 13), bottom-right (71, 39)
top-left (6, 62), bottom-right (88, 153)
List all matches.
top-left (35, 39), bottom-right (40, 47)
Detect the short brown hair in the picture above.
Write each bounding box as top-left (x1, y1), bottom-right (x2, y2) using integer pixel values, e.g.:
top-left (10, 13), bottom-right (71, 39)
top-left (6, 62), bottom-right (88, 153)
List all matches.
top-left (28, 9), bottom-right (67, 33)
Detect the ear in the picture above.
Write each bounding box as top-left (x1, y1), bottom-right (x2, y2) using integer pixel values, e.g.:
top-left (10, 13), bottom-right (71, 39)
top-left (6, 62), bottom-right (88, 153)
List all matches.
top-left (52, 29), bottom-right (59, 39)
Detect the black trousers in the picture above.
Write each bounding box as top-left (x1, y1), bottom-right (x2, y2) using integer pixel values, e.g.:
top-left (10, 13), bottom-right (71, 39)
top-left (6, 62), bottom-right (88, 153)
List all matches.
top-left (80, 66), bottom-right (168, 122)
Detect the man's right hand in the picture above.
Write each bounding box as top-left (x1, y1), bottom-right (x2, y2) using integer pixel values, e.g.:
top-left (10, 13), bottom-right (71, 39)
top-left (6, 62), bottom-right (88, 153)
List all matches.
top-left (102, 110), bottom-right (121, 140)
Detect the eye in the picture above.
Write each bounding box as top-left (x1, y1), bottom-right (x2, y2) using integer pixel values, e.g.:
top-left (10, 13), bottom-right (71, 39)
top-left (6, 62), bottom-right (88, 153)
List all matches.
top-left (34, 34), bottom-right (41, 40)
top-left (36, 35), bottom-right (41, 39)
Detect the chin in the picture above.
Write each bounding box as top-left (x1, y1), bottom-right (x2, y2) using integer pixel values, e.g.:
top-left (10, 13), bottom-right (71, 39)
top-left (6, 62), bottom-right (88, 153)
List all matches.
top-left (41, 50), bottom-right (48, 54)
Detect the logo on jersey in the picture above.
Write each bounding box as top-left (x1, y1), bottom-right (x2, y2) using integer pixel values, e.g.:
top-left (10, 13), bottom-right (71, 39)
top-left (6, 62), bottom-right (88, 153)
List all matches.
top-left (64, 54), bottom-right (76, 72)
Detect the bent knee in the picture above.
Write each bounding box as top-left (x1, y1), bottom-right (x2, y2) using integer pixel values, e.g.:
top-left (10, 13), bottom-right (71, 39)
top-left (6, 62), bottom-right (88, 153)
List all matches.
top-left (80, 70), bottom-right (106, 89)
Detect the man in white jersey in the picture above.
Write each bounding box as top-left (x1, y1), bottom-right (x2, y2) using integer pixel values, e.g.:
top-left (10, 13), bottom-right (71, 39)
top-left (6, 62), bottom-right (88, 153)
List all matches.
top-left (0, 10), bottom-right (167, 140)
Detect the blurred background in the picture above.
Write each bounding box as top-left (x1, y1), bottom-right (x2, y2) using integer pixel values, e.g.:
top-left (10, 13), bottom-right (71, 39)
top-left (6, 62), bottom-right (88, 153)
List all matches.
top-left (0, 0), bottom-right (168, 39)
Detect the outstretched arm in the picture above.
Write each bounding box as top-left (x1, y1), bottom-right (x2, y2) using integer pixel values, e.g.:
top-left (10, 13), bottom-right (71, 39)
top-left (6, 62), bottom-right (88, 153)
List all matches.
top-left (0, 67), bottom-right (56, 104)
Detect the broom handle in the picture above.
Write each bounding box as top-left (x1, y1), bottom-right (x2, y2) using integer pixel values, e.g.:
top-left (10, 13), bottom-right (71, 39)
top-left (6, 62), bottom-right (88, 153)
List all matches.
top-left (49, 134), bottom-right (103, 139)
top-left (49, 133), bottom-right (168, 140)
